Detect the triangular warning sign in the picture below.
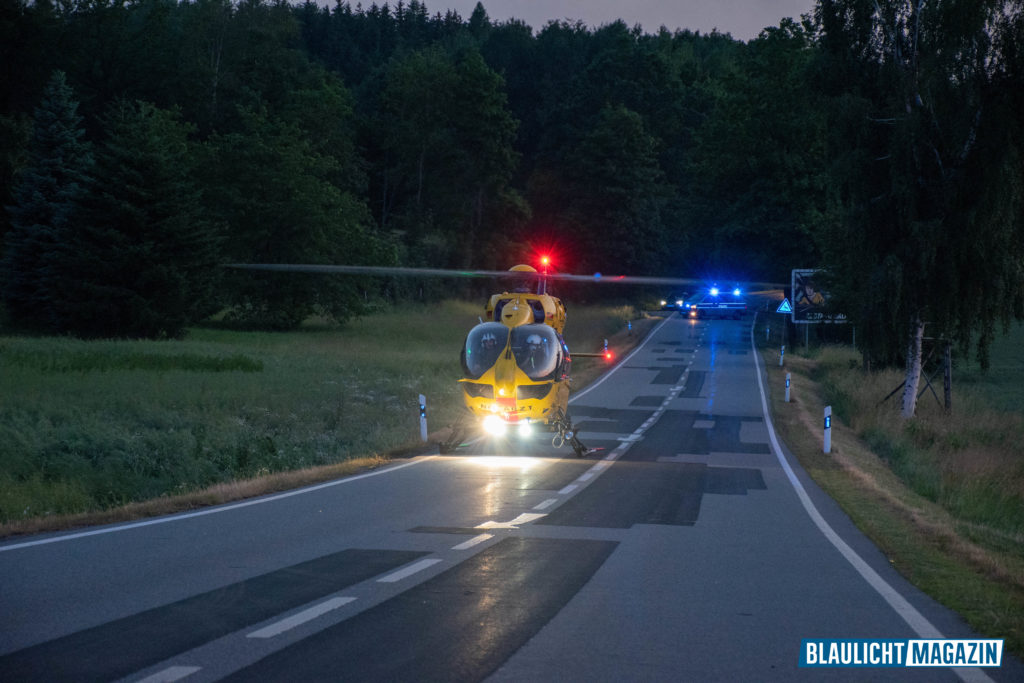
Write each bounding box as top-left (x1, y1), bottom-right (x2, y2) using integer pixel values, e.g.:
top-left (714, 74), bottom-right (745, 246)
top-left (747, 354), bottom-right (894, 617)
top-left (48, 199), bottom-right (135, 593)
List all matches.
top-left (776, 298), bottom-right (793, 314)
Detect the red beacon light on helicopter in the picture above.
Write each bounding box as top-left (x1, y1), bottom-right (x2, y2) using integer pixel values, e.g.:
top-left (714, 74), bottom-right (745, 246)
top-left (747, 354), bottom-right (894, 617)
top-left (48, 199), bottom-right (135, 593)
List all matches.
top-left (538, 255), bottom-right (552, 276)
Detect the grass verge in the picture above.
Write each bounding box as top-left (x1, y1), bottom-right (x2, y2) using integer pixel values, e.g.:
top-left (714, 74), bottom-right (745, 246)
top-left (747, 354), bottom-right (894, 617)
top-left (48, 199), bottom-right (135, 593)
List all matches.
top-left (755, 321), bottom-right (1024, 658)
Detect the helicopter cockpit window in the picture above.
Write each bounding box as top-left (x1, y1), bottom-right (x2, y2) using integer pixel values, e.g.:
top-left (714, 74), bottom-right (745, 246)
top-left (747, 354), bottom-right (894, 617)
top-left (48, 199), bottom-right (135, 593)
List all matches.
top-left (511, 324), bottom-right (561, 380)
top-left (462, 323), bottom-right (509, 379)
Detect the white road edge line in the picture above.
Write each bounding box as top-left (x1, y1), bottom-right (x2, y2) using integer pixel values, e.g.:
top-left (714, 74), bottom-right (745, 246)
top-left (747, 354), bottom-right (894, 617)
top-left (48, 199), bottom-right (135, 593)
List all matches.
top-left (569, 315), bottom-right (674, 403)
top-left (534, 498), bottom-right (558, 510)
top-left (247, 597), bottom-right (356, 639)
top-left (377, 558), bottom-right (443, 583)
top-left (135, 666), bottom-right (202, 683)
top-left (451, 533), bottom-right (493, 550)
top-left (0, 457), bottom-right (437, 553)
top-left (750, 314), bottom-right (992, 683)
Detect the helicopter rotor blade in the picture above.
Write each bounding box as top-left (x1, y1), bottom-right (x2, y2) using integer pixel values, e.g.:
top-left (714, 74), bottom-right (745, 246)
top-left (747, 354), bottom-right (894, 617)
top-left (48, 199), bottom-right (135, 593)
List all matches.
top-left (224, 264), bottom-right (787, 291)
top-left (224, 264), bottom-right (524, 279)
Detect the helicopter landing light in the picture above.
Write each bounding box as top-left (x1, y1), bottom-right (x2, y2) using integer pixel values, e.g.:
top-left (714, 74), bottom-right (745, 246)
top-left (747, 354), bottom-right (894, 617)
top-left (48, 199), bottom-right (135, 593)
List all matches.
top-left (482, 414), bottom-right (508, 437)
top-left (517, 420), bottom-right (534, 438)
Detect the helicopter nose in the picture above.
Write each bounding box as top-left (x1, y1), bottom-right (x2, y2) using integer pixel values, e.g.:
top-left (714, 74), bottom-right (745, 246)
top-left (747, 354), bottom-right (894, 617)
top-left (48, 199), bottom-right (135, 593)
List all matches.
top-left (501, 303), bottom-right (533, 327)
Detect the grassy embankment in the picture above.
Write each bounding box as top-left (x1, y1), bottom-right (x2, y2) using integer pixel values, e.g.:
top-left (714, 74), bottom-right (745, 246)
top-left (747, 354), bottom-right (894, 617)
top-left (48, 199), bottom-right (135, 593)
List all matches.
top-left (757, 315), bottom-right (1024, 658)
top-left (0, 300), bottom-right (648, 536)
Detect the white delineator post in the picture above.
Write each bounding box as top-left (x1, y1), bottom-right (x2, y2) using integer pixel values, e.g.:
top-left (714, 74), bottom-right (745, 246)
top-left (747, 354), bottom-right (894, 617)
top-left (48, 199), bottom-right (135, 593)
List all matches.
top-left (419, 394), bottom-right (428, 442)
top-left (824, 405), bottom-right (832, 454)
top-left (785, 372), bottom-right (791, 403)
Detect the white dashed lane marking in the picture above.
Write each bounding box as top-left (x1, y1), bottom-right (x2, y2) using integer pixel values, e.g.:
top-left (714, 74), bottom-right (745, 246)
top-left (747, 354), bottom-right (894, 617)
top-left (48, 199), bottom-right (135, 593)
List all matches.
top-left (451, 534), bottom-right (493, 550)
top-left (247, 597), bottom-right (357, 639)
top-left (136, 666), bottom-right (202, 682)
top-left (377, 559), bottom-right (443, 583)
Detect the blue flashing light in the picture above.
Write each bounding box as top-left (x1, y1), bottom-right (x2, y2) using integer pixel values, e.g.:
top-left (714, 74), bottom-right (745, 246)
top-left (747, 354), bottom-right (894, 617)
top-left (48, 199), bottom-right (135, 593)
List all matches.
top-left (593, 272), bottom-right (602, 279)
top-left (710, 287), bottom-right (719, 296)
top-left (733, 288), bottom-right (741, 296)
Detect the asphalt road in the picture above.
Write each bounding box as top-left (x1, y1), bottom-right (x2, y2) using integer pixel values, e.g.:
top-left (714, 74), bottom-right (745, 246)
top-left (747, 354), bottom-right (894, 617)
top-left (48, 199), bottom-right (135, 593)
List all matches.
top-left (1, 313), bottom-right (1020, 682)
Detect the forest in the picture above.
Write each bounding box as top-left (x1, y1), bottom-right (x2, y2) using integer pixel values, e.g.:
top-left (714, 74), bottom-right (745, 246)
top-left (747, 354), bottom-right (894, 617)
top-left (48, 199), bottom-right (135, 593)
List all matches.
top-left (1, 0), bottom-right (1023, 379)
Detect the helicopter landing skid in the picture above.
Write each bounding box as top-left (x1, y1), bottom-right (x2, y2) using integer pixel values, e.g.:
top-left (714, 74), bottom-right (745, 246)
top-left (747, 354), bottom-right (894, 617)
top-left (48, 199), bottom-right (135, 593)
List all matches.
top-left (551, 410), bottom-right (590, 457)
top-left (439, 411), bottom-right (470, 454)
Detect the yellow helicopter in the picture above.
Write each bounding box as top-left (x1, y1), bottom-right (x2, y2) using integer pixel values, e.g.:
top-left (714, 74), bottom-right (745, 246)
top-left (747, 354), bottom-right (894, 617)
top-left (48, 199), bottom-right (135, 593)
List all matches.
top-left (456, 258), bottom-right (609, 456)
top-left (227, 258), bottom-right (780, 457)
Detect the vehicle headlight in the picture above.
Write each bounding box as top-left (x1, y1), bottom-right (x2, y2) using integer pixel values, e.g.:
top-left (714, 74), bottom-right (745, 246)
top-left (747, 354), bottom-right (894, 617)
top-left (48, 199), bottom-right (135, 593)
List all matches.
top-left (517, 420), bottom-right (533, 439)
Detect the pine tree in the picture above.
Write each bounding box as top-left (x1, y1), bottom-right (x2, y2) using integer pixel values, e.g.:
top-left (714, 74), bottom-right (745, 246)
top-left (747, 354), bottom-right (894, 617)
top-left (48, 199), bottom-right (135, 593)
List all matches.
top-left (205, 105), bottom-right (386, 329)
top-left (53, 98), bottom-right (221, 338)
top-left (1, 70), bottom-right (93, 330)
top-left (540, 103), bottom-right (669, 275)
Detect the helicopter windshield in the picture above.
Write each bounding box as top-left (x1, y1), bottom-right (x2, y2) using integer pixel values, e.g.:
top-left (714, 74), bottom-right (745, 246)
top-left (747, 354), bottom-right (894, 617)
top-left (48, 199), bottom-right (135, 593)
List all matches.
top-left (511, 324), bottom-right (561, 380)
top-left (462, 323), bottom-right (509, 379)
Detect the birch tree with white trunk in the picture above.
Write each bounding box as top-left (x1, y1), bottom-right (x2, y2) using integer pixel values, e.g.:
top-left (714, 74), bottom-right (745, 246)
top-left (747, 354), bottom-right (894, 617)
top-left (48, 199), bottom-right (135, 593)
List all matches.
top-left (815, 0), bottom-right (1024, 417)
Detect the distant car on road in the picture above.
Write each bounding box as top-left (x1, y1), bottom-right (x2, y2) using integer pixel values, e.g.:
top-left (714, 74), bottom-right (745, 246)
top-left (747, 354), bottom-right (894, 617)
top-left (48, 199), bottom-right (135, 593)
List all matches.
top-left (659, 294), bottom-right (687, 311)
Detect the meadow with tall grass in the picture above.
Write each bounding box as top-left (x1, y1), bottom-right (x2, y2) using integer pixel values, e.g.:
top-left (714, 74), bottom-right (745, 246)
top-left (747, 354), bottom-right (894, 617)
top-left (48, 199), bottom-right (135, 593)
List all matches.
top-left (0, 300), bottom-right (640, 528)
top-left (811, 331), bottom-right (1024, 542)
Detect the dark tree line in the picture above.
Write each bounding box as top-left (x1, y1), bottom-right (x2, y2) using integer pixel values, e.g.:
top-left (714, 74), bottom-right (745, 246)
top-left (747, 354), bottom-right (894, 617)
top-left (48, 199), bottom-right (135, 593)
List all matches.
top-left (2, 0), bottom-right (1022, 407)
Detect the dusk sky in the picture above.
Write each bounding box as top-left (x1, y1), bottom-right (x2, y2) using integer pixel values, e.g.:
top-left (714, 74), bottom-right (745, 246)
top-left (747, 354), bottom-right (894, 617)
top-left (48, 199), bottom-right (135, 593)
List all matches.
top-left (434, 0), bottom-right (816, 42)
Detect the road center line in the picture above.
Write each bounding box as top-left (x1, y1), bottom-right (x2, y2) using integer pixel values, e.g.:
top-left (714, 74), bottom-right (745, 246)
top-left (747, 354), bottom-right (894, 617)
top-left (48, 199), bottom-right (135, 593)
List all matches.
top-left (377, 558), bottom-right (443, 583)
top-left (247, 597), bottom-right (357, 639)
top-left (451, 533), bottom-right (493, 550)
